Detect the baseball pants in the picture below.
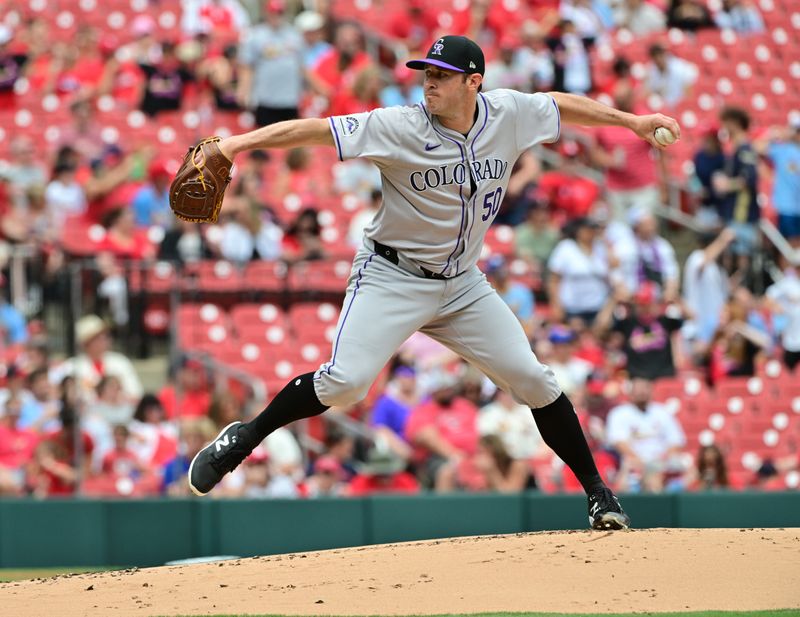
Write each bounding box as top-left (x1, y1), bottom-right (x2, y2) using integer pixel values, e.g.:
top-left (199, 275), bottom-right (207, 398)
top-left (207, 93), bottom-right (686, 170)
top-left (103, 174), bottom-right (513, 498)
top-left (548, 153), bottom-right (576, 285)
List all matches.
top-left (313, 244), bottom-right (562, 408)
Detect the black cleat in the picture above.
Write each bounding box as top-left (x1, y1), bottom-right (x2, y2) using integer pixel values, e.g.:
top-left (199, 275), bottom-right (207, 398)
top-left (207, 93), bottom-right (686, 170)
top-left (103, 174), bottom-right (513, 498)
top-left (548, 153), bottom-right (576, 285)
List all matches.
top-left (188, 421), bottom-right (256, 496)
top-left (588, 487), bottom-right (631, 530)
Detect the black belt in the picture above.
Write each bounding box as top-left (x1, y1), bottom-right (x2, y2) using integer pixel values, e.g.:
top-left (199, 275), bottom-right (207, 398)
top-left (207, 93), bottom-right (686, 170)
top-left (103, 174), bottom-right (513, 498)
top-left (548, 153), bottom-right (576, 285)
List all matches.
top-left (372, 241), bottom-right (463, 280)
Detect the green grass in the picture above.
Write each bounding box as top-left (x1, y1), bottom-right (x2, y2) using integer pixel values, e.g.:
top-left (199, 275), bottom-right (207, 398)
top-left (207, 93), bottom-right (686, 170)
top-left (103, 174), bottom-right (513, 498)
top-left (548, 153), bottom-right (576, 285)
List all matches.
top-left (156, 608), bottom-right (800, 617)
top-left (0, 566), bottom-right (118, 582)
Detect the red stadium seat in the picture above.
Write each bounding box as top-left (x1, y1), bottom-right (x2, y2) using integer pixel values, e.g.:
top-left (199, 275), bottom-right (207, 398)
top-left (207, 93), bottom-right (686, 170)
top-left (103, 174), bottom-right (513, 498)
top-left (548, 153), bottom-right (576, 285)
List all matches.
top-left (287, 260), bottom-right (353, 294)
top-left (716, 376), bottom-right (766, 400)
top-left (241, 261), bottom-right (288, 293)
top-left (188, 260), bottom-right (244, 293)
top-left (237, 323), bottom-right (290, 349)
top-left (288, 302), bottom-right (340, 328)
top-left (127, 261), bottom-right (178, 294)
top-left (229, 303), bottom-right (286, 331)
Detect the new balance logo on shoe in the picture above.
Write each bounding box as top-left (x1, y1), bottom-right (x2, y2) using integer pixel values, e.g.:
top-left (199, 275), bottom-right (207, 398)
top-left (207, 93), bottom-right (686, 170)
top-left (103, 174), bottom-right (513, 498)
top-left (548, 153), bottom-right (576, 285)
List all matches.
top-left (590, 501), bottom-right (601, 516)
top-left (215, 435), bottom-right (236, 452)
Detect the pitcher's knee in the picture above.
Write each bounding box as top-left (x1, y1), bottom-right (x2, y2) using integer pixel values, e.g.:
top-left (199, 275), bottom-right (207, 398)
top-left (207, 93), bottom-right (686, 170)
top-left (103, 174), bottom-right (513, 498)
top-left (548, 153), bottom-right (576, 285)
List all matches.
top-left (314, 370), bottom-right (373, 408)
top-left (506, 363), bottom-right (562, 409)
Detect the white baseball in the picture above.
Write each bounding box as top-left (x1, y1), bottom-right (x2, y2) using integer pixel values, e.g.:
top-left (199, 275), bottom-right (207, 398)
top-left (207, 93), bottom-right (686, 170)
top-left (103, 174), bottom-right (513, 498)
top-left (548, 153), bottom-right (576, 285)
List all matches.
top-left (654, 126), bottom-right (676, 146)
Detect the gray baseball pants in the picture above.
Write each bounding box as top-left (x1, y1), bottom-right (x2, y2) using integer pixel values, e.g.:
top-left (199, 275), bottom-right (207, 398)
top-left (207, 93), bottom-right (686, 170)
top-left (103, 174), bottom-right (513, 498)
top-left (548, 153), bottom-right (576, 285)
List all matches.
top-left (313, 243), bottom-right (562, 409)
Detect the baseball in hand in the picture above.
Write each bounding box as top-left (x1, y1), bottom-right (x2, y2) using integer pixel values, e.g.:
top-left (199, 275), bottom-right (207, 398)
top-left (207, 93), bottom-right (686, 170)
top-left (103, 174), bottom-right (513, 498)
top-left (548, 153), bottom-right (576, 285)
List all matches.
top-left (654, 127), bottom-right (676, 146)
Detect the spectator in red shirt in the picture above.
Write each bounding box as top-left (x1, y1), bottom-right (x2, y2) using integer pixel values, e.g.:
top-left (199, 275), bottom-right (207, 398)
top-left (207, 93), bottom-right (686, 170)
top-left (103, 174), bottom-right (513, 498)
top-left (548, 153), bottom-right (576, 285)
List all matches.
top-left (405, 369), bottom-right (480, 491)
top-left (100, 424), bottom-right (144, 478)
top-left (282, 207), bottom-right (326, 263)
top-left (310, 22), bottom-right (371, 108)
top-left (347, 447), bottom-right (420, 496)
top-left (328, 65), bottom-right (382, 117)
top-left (387, 0), bottom-right (439, 51)
top-left (30, 404), bottom-right (94, 497)
top-left (40, 40), bottom-right (98, 99)
top-left (272, 147), bottom-right (312, 201)
top-left (0, 395), bottom-right (39, 495)
top-left (128, 394), bottom-right (179, 468)
top-left (537, 140), bottom-right (601, 221)
top-left (0, 24), bottom-right (31, 110)
top-left (597, 56), bottom-right (639, 99)
top-left (69, 26), bottom-right (106, 94)
top-left (86, 424), bottom-right (160, 497)
top-left (181, 0), bottom-right (251, 38)
top-left (158, 357), bottom-right (212, 420)
top-left (97, 207), bottom-right (155, 261)
top-left (450, 0), bottom-right (509, 46)
top-left (590, 83), bottom-right (665, 221)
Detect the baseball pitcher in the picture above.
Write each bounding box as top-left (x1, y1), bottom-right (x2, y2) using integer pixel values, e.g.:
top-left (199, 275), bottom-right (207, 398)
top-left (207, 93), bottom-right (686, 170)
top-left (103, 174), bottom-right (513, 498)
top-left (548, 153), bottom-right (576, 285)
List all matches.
top-left (177, 35), bottom-right (681, 529)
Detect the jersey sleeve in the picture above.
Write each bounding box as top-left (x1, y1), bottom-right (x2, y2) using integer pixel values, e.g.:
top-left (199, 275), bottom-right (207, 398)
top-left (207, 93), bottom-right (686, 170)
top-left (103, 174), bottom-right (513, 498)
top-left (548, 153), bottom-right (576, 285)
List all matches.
top-left (328, 106), bottom-right (408, 167)
top-left (511, 91), bottom-right (561, 151)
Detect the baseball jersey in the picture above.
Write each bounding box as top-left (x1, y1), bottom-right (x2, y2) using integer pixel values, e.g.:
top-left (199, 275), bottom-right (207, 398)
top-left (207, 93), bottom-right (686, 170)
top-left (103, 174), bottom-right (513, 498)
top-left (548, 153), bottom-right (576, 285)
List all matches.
top-left (328, 89), bottom-right (560, 276)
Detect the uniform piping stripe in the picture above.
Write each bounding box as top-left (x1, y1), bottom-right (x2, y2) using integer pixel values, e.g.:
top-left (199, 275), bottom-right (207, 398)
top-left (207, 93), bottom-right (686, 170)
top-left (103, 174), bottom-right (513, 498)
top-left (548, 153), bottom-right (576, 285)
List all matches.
top-left (315, 252), bottom-right (376, 379)
top-left (329, 117), bottom-right (344, 161)
top-left (466, 93), bottom-right (490, 246)
top-left (418, 103), bottom-right (468, 277)
top-left (551, 95), bottom-right (561, 143)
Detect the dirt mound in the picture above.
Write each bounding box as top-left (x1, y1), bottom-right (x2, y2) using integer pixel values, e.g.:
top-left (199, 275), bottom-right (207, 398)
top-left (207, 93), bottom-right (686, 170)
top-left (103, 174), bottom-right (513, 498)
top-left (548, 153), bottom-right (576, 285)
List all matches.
top-left (1, 528), bottom-right (798, 616)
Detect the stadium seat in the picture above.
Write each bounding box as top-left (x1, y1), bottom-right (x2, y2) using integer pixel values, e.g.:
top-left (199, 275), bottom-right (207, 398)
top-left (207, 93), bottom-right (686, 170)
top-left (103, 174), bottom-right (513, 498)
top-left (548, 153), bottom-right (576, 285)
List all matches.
top-left (716, 376), bottom-right (765, 400)
top-left (229, 303), bottom-right (286, 331)
top-left (127, 261), bottom-right (178, 295)
top-left (287, 260), bottom-right (353, 295)
top-left (241, 261), bottom-right (288, 294)
top-left (184, 260), bottom-right (244, 294)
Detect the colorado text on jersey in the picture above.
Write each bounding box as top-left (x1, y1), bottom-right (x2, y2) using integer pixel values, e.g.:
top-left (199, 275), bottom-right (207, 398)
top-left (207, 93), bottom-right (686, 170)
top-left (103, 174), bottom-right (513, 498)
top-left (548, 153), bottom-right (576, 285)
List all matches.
top-left (409, 158), bottom-right (509, 192)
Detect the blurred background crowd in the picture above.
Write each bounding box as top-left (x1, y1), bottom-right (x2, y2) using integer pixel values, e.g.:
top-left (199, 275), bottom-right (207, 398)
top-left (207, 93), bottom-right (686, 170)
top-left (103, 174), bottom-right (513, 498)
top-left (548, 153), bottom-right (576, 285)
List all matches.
top-left (0, 0), bottom-right (799, 500)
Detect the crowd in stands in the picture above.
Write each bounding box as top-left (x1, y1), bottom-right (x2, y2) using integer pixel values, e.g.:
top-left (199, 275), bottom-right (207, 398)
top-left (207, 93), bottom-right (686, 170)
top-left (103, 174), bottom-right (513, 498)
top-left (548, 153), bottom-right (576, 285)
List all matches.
top-left (0, 0), bottom-right (799, 499)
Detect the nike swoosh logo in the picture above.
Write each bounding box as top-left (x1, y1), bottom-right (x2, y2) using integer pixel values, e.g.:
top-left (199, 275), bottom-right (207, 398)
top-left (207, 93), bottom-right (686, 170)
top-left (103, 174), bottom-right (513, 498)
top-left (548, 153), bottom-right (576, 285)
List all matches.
top-left (425, 143), bottom-right (441, 151)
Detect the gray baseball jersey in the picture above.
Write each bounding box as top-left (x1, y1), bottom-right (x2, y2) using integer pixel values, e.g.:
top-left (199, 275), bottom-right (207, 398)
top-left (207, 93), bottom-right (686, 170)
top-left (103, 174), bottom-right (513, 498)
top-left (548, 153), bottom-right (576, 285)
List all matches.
top-left (313, 89), bottom-right (563, 410)
top-left (328, 89), bottom-right (560, 277)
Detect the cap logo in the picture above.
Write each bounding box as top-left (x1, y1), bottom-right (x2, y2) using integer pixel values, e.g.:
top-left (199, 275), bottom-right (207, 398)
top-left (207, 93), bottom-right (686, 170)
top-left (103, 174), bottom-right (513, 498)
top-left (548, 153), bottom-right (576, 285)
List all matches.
top-left (431, 39), bottom-right (444, 56)
top-left (469, 61), bottom-right (476, 69)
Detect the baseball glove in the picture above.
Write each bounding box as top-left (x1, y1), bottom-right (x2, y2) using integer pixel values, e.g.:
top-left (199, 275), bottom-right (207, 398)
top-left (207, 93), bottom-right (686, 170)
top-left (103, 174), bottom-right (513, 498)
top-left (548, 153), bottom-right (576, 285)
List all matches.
top-left (169, 136), bottom-right (233, 223)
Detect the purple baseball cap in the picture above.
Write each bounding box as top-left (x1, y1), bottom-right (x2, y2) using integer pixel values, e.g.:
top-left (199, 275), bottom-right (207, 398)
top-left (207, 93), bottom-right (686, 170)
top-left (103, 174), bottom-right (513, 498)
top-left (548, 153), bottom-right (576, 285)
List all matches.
top-left (406, 35), bottom-right (485, 76)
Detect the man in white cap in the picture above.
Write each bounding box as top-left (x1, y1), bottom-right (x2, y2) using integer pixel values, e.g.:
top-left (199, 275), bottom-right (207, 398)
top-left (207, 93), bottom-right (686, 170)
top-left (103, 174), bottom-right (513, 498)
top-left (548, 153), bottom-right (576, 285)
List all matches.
top-left (294, 10), bottom-right (330, 69)
top-left (67, 315), bottom-right (143, 402)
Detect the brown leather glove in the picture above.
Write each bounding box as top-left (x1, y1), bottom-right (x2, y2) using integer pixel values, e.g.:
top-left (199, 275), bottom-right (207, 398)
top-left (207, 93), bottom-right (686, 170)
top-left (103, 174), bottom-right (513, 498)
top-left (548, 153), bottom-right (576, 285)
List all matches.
top-left (169, 136), bottom-right (233, 223)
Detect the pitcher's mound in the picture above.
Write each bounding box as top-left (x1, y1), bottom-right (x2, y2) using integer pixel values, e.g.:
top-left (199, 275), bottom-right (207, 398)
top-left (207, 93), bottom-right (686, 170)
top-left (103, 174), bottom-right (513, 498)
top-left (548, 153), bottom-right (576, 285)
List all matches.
top-left (1, 528), bottom-right (798, 616)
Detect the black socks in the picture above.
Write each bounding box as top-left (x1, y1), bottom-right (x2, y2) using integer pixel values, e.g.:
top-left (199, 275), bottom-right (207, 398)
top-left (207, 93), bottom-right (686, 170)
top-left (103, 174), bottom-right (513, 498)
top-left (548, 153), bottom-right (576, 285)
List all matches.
top-left (245, 372), bottom-right (329, 443)
top-left (243, 377), bottom-right (604, 495)
top-left (531, 392), bottom-right (605, 494)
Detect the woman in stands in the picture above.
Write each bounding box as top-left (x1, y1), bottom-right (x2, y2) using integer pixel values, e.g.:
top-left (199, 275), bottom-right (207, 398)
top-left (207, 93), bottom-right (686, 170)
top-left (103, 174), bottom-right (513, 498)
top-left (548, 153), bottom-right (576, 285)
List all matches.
top-left (474, 434), bottom-right (538, 493)
top-left (691, 444), bottom-right (730, 490)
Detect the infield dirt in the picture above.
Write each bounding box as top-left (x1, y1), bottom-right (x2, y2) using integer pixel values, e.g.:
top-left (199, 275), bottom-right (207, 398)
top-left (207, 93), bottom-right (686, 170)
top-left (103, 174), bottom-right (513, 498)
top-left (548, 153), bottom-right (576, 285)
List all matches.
top-left (1, 528), bottom-right (797, 617)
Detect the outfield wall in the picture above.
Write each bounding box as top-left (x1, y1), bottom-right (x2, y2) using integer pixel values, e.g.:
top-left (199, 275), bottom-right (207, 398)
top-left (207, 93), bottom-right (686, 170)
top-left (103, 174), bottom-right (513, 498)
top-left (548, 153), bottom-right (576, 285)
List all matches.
top-left (1, 492), bottom-right (798, 568)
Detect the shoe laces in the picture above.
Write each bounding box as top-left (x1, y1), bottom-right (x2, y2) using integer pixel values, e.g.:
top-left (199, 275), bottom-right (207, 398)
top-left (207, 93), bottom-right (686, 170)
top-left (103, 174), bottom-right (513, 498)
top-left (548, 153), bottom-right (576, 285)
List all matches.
top-left (209, 426), bottom-right (253, 474)
top-left (590, 487), bottom-right (621, 513)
